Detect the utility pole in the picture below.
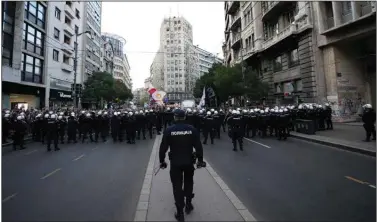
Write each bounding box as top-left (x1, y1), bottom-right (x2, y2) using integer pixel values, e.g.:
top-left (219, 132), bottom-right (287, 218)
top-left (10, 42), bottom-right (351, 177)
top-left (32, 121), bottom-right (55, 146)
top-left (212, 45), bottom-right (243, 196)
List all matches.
top-left (73, 30), bottom-right (91, 108)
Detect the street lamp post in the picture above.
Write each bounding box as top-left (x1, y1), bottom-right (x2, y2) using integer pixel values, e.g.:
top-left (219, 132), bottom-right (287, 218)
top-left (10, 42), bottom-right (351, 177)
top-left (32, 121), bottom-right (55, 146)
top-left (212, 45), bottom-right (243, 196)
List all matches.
top-left (225, 30), bottom-right (247, 107)
top-left (73, 30), bottom-right (92, 108)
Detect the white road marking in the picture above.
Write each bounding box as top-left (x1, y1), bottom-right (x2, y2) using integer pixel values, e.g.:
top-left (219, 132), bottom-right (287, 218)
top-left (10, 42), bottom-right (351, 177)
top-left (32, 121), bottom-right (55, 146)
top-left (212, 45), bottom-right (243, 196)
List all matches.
top-left (25, 149), bottom-right (38, 155)
top-left (41, 168), bottom-right (61, 180)
top-left (2, 193), bottom-right (18, 203)
top-left (72, 154), bottom-right (85, 161)
top-left (244, 138), bottom-right (271, 149)
top-left (92, 147), bottom-right (98, 150)
top-left (368, 185), bottom-right (376, 189)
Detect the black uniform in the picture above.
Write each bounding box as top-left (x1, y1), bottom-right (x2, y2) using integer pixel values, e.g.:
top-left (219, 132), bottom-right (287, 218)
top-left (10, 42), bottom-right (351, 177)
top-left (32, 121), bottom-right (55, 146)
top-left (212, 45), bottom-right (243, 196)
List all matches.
top-left (101, 114), bottom-right (110, 141)
top-left (67, 116), bottom-right (78, 143)
top-left (12, 118), bottom-right (28, 150)
top-left (57, 117), bottom-right (67, 143)
top-left (111, 115), bottom-right (121, 142)
top-left (127, 115), bottom-right (137, 144)
top-left (361, 108), bottom-right (376, 141)
top-left (202, 115), bottom-right (215, 144)
top-left (227, 114), bottom-right (244, 151)
top-left (159, 120), bottom-right (204, 222)
top-left (136, 113), bottom-right (147, 140)
top-left (46, 117), bottom-right (59, 151)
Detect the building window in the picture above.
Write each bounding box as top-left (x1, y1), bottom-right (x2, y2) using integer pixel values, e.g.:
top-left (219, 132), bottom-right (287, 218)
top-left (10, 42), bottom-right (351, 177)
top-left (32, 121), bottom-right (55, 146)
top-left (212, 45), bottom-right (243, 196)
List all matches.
top-left (63, 54), bottom-right (70, 64)
top-left (24, 1), bottom-right (46, 29)
top-left (22, 22), bottom-right (45, 56)
top-left (2, 1), bottom-right (16, 67)
top-left (64, 35), bottom-right (71, 45)
top-left (75, 9), bottom-right (80, 18)
top-left (55, 7), bottom-right (61, 20)
top-left (66, 1), bottom-right (72, 7)
top-left (65, 16), bottom-right (71, 26)
top-left (273, 56), bottom-right (282, 72)
top-left (54, 28), bottom-right (60, 40)
top-left (53, 49), bottom-right (59, 61)
top-left (21, 53), bottom-right (43, 83)
top-left (288, 48), bottom-right (299, 67)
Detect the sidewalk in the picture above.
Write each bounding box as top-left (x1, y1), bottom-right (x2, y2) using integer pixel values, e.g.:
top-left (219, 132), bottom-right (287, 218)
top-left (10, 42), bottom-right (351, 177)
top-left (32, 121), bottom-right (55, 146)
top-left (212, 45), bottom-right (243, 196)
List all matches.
top-left (134, 135), bottom-right (256, 222)
top-left (2, 136), bottom-right (33, 155)
top-left (291, 123), bottom-right (376, 156)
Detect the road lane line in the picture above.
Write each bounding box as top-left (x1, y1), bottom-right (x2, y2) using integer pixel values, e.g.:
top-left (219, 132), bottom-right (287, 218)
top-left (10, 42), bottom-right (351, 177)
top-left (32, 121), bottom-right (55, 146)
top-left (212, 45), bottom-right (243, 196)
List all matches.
top-left (2, 193), bottom-right (18, 203)
top-left (24, 149), bottom-right (38, 155)
top-left (72, 154), bottom-right (85, 161)
top-left (41, 168), bottom-right (61, 180)
top-left (244, 138), bottom-right (271, 149)
top-left (368, 185), bottom-right (376, 189)
top-left (345, 176), bottom-right (367, 185)
top-left (92, 147), bottom-right (98, 150)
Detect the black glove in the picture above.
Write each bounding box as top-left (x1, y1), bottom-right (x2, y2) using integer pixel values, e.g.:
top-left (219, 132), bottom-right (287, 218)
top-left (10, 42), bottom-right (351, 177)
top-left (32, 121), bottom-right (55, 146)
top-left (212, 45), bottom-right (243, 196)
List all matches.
top-left (196, 161), bottom-right (206, 168)
top-left (160, 162), bottom-right (167, 169)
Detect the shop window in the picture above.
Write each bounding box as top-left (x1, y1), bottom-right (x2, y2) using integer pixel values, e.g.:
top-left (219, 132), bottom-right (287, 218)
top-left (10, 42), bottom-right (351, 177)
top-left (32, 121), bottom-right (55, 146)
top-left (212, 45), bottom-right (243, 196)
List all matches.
top-left (23, 22), bottom-right (45, 56)
top-left (21, 53), bottom-right (43, 84)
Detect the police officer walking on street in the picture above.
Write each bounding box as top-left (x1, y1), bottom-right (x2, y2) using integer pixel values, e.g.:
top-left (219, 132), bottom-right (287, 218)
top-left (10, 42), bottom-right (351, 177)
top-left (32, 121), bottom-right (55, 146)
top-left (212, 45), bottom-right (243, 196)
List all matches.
top-left (159, 109), bottom-right (206, 222)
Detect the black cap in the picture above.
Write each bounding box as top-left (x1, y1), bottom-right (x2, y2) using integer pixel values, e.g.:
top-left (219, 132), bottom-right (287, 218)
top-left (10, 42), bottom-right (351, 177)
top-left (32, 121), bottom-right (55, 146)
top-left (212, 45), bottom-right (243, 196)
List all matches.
top-left (174, 109), bottom-right (186, 118)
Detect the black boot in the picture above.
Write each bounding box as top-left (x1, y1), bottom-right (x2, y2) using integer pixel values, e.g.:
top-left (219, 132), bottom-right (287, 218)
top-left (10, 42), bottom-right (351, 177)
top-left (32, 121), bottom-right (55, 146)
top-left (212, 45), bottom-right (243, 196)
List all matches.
top-left (174, 204), bottom-right (185, 222)
top-left (185, 195), bottom-right (194, 214)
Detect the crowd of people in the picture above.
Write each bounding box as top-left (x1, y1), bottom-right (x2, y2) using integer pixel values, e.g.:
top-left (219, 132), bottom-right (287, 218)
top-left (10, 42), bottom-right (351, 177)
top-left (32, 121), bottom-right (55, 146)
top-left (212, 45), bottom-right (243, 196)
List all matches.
top-left (1, 102), bottom-right (375, 152)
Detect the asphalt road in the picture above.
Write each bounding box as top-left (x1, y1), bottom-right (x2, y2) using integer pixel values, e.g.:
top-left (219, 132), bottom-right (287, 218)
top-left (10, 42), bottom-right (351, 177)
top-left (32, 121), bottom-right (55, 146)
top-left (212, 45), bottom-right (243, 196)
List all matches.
top-left (2, 136), bottom-right (155, 221)
top-left (203, 133), bottom-right (376, 221)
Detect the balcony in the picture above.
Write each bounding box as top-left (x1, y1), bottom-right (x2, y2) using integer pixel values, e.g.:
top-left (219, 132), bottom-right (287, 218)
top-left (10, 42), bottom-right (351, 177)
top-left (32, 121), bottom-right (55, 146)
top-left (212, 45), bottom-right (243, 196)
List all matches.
top-left (230, 10), bottom-right (241, 30)
top-left (262, 1), bottom-right (292, 21)
top-left (64, 23), bottom-right (74, 36)
top-left (61, 63), bottom-right (73, 72)
top-left (243, 46), bottom-right (256, 60)
top-left (263, 24), bottom-right (297, 50)
top-left (227, 1), bottom-right (240, 15)
top-left (231, 33), bottom-right (241, 48)
top-left (62, 42), bottom-right (74, 54)
top-left (64, 4), bottom-right (75, 19)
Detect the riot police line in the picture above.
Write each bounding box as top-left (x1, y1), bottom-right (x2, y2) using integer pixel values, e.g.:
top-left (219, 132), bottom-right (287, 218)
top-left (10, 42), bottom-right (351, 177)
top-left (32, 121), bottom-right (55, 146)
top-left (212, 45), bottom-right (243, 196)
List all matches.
top-left (2, 108), bottom-right (166, 151)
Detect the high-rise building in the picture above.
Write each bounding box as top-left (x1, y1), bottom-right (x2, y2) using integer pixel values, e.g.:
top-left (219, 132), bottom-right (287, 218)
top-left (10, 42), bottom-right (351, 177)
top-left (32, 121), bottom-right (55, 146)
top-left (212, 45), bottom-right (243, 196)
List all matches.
top-left (2, 1), bottom-right (49, 109)
top-left (151, 16), bottom-right (221, 103)
top-left (223, 1), bottom-right (376, 119)
top-left (194, 47), bottom-right (223, 78)
top-left (101, 33), bottom-right (132, 89)
top-left (81, 1), bottom-right (102, 83)
top-left (44, 1), bottom-right (86, 108)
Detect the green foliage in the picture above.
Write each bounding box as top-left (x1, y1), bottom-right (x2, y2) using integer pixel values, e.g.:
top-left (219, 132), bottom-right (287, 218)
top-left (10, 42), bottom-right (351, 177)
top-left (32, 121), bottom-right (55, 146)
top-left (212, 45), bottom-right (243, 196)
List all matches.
top-left (193, 64), bottom-right (269, 103)
top-left (82, 72), bottom-right (133, 103)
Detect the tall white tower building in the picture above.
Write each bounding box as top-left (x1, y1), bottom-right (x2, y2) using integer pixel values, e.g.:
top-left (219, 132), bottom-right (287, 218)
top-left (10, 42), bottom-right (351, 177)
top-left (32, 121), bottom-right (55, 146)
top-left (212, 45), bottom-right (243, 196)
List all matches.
top-left (151, 16), bottom-right (197, 103)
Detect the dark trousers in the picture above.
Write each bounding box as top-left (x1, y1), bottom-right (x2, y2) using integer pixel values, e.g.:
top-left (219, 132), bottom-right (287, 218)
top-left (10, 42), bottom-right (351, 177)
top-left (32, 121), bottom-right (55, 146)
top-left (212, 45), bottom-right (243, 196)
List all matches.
top-left (111, 129), bottom-right (119, 142)
top-left (101, 128), bottom-right (109, 141)
top-left (170, 164), bottom-right (195, 209)
top-left (13, 133), bottom-right (25, 149)
top-left (82, 129), bottom-right (93, 142)
top-left (58, 129), bottom-right (65, 143)
top-left (94, 129), bottom-right (101, 142)
top-left (137, 127), bottom-right (146, 139)
top-left (203, 128), bottom-right (214, 144)
top-left (278, 126), bottom-right (287, 140)
top-left (231, 131), bottom-right (243, 150)
top-left (326, 118), bottom-right (333, 130)
top-left (46, 133), bottom-right (58, 150)
top-left (363, 123), bottom-right (376, 141)
top-left (67, 129), bottom-right (77, 143)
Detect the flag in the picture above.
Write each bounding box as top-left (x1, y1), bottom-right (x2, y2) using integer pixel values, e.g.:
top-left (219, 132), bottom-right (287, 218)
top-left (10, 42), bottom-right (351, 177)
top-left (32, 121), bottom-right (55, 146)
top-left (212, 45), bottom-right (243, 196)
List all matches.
top-left (199, 87), bottom-right (206, 107)
top-left (147, 83), bottom-right (157, 95)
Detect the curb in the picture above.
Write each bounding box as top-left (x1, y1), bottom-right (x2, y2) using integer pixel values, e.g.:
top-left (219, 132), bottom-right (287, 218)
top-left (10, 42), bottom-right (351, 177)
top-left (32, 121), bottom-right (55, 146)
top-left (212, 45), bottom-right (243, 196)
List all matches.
top-left (2, 137), bottom-right (33, 154)
top-left (290, 134), bottom-right (376, 157)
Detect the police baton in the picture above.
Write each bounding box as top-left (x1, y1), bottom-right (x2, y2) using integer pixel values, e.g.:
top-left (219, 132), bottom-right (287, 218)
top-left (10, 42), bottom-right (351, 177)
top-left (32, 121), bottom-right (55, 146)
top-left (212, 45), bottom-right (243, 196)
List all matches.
top-left (154, 166), bottom-right (161, 176)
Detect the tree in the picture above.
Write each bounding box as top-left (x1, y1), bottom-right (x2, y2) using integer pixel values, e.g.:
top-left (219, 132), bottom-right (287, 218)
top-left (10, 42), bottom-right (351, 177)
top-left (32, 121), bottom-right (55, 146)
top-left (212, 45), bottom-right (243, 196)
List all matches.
top-left (82, 72), bottom-right (133, 106)
top-left (193, 64), bottom-right (269, 105)
top-left (82, 72), bottom-right (115, 102)
top-left (113, 80), bottom-right (133, 101)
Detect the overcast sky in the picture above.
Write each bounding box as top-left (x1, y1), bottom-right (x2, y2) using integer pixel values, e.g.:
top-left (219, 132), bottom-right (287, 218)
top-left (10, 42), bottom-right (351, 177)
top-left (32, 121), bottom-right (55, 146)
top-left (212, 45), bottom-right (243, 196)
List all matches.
top-left (101, 2), bottom-right (225, 90)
